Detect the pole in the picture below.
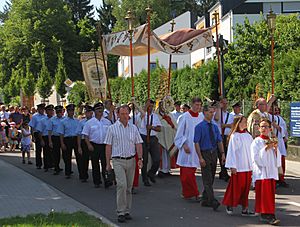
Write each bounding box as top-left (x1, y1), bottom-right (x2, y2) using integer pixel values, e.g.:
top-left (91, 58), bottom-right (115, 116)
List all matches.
top-left (96, 24), bottom-right (111, 99)
top-left (146, 6), bottom-right (152, 144)
top-left (129, 28), bottom-right (135, 124)
top-left (92, 41), bottom-right (103, 100)
top-left (167, 19), bottom-right (176, 94)
top-left (271, 33), bottom-right (275, 123)
top-left (213, 11), bottom-right (222, 97)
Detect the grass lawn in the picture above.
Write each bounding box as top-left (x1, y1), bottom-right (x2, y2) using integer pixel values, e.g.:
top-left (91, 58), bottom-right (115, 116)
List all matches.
top-left (0, 211), bottom-right (110, 227)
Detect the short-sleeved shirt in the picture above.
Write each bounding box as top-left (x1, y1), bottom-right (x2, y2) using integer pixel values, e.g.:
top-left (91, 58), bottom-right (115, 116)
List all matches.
top-left (77, 118), bottom-right (93, 139)
top-left (82, 117), bottom-right (112, 144)
top-left (104, 109), bottom-right (117, 123)
top-left (58, 117), bottom-right (80, 137)
top-left (36, 116), bottom-right (52, 136)
top-left (48, 116), bottom-right (64, 136)
top-left (9, 112), bottom-right (23, 125)
top-left (214, 111), bottom-right (234, 135)
top-left (29, 113), bottom-right (46, 132)
top-left (104, 121), bottom-right (143, 158)
top-left (0, 111), bottom-right (10, 121)
top-left (139, 113), bottom-right (162, 136)
top-left (194, 120), bottom-right (222, 151)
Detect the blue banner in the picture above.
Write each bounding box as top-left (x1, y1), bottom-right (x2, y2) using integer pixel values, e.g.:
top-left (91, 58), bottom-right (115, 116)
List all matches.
top-left (290, 102), bottom-right (300, 137)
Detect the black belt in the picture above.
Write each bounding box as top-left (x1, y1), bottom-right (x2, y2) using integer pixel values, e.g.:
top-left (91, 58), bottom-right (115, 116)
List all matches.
top-left (112, 155), bottom-right (135, 160)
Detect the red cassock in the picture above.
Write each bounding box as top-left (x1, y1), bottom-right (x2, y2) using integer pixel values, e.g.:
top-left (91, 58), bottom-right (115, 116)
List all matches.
top-left (180, 167), bottom-right (199, 198)
top-left (133, 154), bottom-right (139, 187)
top-left (279, 156), bottom-right (286, 182)
top-left (255, 179), bottom-right (276, 214)
top-left (222, 171), bottom-right (252, 207)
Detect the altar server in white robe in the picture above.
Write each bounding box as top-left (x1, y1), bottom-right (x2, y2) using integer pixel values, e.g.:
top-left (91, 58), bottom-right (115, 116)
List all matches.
top-left (268, 106), bottom-right (288, 187)
top-left (222, 116), bottom-right (255, 216)
top-left (174, 97), bottom-right (203, 200)
top-left (251, 119), bottom-right (281, 226)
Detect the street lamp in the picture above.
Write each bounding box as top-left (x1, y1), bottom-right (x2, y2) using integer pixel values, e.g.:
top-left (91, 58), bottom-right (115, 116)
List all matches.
top-left (267, 9), bottom-right (276, 95)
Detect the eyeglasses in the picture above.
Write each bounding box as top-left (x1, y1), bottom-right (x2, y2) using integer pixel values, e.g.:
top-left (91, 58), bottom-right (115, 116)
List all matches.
top-left (259, 126), bottom-right (270, 129)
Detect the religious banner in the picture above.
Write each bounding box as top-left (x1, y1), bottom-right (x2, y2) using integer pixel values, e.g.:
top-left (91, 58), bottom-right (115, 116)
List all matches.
top-left (79, 52), bottom-right (107, 99)
top-left (102, 24), bottom-right (213, 56)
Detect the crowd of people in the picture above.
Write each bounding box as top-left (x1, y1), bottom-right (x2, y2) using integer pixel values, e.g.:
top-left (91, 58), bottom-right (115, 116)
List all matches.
top-left (0, 95), bottom-right (289, 225)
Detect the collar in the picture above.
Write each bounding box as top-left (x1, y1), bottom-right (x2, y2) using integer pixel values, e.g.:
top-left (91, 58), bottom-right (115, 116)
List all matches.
top-left (188, 110), bottom-right (199, 117)
top-left (237, 129), bottom-right (247, 133)
top-left (260, 135), bottom-right (270, 140)
top-left (116, 120), bottom-right (129, 128)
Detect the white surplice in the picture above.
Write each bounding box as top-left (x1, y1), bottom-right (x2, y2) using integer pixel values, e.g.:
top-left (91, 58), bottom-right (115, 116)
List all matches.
top-left (269, 114), bottom-right (287, 156)
top-left (225, 132), bottom-right (253, 172)
top-left (174, 112), bottom-right (204, 168)
top-left (251, 137), bottom-right (281, 184)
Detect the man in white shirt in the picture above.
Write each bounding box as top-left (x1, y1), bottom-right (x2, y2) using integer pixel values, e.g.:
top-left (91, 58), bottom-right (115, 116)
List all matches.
top-left (230, 101), bottom-right (243, 117)
top-left (104, 99), bottom-right (117, 123)
top-left (0, 105), bottom-right (9, 121)
top-left (213, 97), bottom-right (233, 181)
top-left (139, 99), bottom-right (162, 186)
top-left (105, 105), bottom-right (143, 223)
top-left (82, 102), bottom-right (112, 188)
top-left (171, 101), bottom-right (182, 122)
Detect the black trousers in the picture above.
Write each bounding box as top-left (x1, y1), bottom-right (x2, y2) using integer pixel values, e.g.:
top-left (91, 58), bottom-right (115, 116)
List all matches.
top-left (218, 135), bottom-right (229, 177)
top-left (42, 136), bottom-right (53, 169)
top-left (34, 132), bottom-right (42, 168)
top-left (141, 135), bottom-right (160, 182)
top-left (81, 139), bottom-right (90, 180)
top-left (52, 136), bottom-right (61, 172)
top-left (63, 137), bottom-right (83, 178)
top-left (91, 143), bottom-right (107, 185)
top-left (201, 150), bottom-right (218, 204)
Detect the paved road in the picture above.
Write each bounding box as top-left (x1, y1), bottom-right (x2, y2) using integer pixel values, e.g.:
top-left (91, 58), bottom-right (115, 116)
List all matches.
top-left (1, 152), bottom-right (300, 227)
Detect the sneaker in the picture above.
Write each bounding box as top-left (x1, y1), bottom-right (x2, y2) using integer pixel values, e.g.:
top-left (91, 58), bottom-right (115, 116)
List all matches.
top-left (241, 209), bottom-right (256, 217)
top-left (226, 206), bottom-right (233, 215)
top-left (269, 217), bottom-right (280, 225)
top-left (118, 215), bottom-right (126, 223)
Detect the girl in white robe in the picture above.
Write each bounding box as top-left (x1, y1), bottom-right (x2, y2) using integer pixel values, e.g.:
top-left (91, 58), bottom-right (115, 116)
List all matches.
top-left (222, 116), bottom-right (255, 216)
top-left (251, 119), bottom-right (281, 225)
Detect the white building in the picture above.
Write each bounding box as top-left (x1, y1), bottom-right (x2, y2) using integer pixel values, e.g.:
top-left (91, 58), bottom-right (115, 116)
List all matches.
top-left (191, 0), bottom-right (300, 67)
top-left (118, 11), bottom-right (193, 78)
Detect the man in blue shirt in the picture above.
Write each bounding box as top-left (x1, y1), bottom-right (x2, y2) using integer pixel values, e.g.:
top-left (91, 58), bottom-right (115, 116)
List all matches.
top-left (36, 104), bottom-right (54, 172)
top-left (77, 105), bottom-right (94, 182)
top-left (58, 104), bottom-right (81, 179)
top-left (48, 105), bottom-right (64, 175)
top-left (29, 103), bottom-right (46, 169)
top-left (194, 105), bottom-right (225, 211)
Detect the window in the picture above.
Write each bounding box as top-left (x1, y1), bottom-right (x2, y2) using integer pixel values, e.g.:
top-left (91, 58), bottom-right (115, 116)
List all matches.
top-left (150, 62), bottom-right (157, 71)
top-left (171, 62), bottom-right (177, 70)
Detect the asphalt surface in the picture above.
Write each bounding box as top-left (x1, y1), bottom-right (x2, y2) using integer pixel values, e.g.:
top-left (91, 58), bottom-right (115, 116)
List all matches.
top-left (1, 152), bottom-right (300, 227)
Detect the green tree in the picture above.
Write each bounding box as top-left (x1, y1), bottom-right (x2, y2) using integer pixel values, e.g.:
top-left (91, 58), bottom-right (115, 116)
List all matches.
top-left (7, 66), bottom-right (22, 97)
top-left (65, 0), bottom-right (94, 25)
top-left (22, 60), bottom-right (36, 97)
top-left (0, 0), bottom-right (11, 23)
top-left (37, 52), bottom-right (53, 100)
top-left (67, 81), bottom-right (89, 106)
top-left (55, 48), bottom-right (68, 99)
top-left (97, 0), bottom-right (116, 34)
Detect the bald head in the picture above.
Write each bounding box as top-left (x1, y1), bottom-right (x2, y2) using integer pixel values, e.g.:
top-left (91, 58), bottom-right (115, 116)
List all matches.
top-left (255, 98), bottom-right (267, 112)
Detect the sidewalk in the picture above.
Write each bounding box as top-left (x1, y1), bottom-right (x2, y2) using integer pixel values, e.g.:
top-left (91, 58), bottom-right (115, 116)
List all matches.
top-left (0, 159), bottom-right (116, 226)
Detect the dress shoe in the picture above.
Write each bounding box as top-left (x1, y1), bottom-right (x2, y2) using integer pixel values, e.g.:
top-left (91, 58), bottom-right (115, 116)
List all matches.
top-left (65, 175), bottom-right (71, 179)
top-left (201, 200), bottom-right (211, 207)
top-left (53, 171), bottom-right (59, 175)
top-left (125, 213), bottom-right (132, 220)
top-left (28, 161), bottom-right (33, 165)
top-left (37, 166), bottom-right (41, 169)
top-left (81, 179), bottom-right (87, 183)
top-left (147, 173), bottom-right (156, 183)
top-left (94, 184), bottom-right (100, 188)
top-left (212, 200), bottom-right (220, 211)
top-left (144, 181), bottom-right (151, 187)
top-left (44, 168), bottom-right (48, 172)
top-left (118, 215), bottom-right (126, 223)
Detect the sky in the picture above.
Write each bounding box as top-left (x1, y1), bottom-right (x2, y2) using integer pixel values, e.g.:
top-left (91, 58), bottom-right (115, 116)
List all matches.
top-left (0, 0), bottom-right (103, 18)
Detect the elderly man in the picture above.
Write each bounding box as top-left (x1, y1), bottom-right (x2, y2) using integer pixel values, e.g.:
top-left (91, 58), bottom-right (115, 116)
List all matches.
top-left (247, 96), bottom-right (276, 138)
top-left (156, 100), bottom-right (177, 177)
top-left (105, 105), bottom-right (143, 223)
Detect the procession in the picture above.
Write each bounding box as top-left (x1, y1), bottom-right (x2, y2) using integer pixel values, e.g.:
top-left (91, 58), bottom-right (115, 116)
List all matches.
top-left (0, 0), bottom-right (300, 226)
top-left (0, 93), bottom-right (289, 225)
